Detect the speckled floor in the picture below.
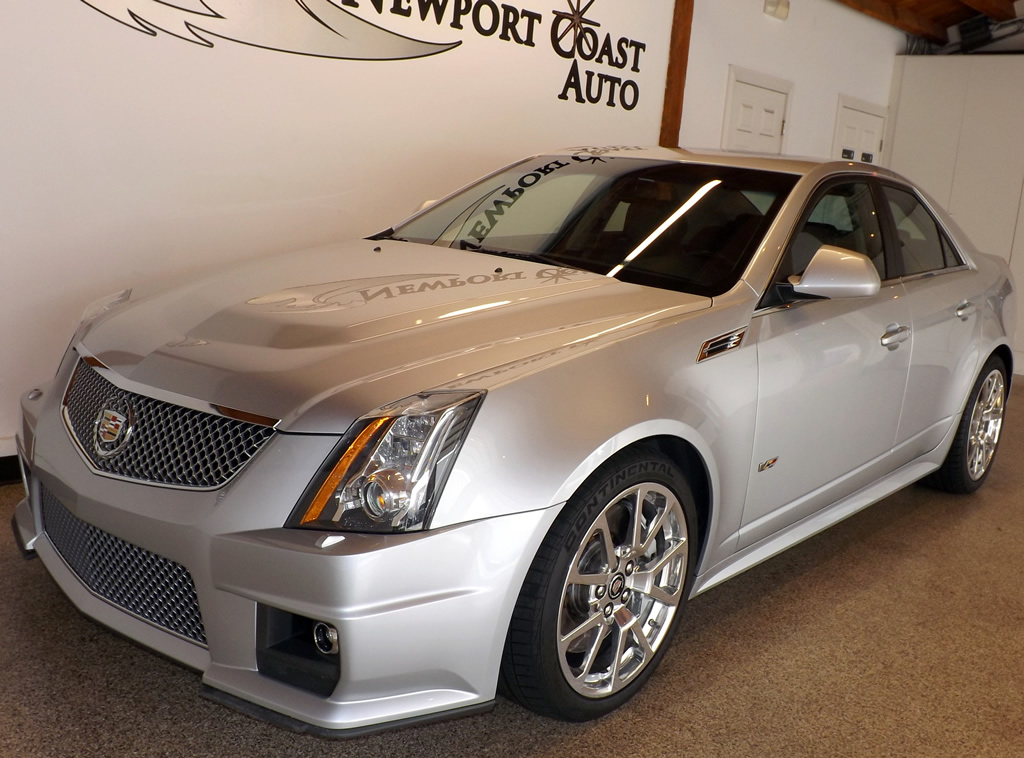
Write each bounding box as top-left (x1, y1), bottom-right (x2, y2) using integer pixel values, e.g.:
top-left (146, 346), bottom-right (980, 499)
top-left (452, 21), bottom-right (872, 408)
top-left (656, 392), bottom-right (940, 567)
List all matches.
top-left (3, 401), bottom-right (1023, 758)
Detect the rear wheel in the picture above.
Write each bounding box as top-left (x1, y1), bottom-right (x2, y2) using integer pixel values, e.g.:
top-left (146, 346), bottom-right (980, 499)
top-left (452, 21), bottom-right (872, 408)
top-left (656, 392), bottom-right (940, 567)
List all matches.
top-left (500, 447), bottom-right (698, 720)
top-left (926, 355), bottom-right (1007, 494)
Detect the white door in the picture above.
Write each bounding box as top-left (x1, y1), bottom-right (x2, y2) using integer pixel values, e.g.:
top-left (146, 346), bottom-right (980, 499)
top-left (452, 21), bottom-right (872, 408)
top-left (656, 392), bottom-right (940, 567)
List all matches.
top-left (833, 103), bottom-right (885, 166)
top-left (724, 81), bottom-right (787, 154)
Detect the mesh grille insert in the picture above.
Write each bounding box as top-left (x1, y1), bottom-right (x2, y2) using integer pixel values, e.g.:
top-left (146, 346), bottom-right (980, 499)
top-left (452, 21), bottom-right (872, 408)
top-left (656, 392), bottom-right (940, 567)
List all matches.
top-left (62, 358), bottom-right (275, 489)
top-left (41, 485), bottom-right (207, 646)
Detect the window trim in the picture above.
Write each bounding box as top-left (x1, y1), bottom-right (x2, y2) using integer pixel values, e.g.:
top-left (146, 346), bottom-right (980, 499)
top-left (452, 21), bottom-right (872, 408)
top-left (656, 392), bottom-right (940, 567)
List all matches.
top-left (755, 174), bottom-right (890, 311)
top-left (876, 179), bottom-right (969, 279)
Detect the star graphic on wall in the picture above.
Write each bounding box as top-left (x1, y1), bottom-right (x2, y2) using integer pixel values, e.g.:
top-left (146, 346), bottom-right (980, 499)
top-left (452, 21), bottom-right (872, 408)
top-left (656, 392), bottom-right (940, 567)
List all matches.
top-left (552, 0), bottom-right (601, 53)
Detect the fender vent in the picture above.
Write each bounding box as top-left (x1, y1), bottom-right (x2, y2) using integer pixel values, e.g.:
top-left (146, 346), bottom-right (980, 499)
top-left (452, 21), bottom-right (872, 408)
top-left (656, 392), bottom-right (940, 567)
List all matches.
top-left (697, 328), bottom-right (746, 363)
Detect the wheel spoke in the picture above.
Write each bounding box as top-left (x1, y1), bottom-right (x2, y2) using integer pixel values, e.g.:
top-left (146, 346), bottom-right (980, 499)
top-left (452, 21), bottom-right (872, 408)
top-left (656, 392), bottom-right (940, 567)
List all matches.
top-left (630, 540), bottom-right (686, 605)
top-left (576, 622), bottom-right (611, 681)
top-left (644, 537), bottom-right (687, 576)
top-left (559, 609), bottom-right (605, 652)
top-left (632, 619), bottom-right (656, 660)
top-left (635, 580), bottom-right (681, 607)
top-left (567, 565), bottom-right (610, 586)
top-left (594, 512), bottom-right (618, 568)
top-left (638, 506), bottom-right (670, 555)
top-left (629, 485), bottom-right (647, 552)
top-left (610, 615), bottom-right (631, 689)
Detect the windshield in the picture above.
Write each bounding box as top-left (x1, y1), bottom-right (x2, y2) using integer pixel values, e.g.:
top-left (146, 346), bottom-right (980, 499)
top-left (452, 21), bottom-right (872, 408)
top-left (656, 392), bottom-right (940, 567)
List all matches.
top-left (390, 156), bottom-right (798, 297)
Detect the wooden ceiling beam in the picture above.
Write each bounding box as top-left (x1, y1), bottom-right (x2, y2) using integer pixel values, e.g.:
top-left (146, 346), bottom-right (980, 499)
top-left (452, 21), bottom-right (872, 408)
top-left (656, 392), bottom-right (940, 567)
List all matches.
top-left (659, 0), bottom-right (694, 148)
top-left (959, 0), bottom-right (1018, 22)
top-left (831, 0), bottom-right (950, 42)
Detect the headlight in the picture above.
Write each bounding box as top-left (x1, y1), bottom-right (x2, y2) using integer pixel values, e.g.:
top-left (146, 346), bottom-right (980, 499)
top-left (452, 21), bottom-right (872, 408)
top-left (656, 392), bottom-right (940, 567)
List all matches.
top-left (289, 390), bottom-right (484, 533)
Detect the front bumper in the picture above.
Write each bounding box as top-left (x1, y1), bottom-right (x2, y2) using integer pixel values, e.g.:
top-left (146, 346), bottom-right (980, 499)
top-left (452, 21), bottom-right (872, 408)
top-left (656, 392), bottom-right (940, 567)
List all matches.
top-left (17, 381), bottom-right (559, 734)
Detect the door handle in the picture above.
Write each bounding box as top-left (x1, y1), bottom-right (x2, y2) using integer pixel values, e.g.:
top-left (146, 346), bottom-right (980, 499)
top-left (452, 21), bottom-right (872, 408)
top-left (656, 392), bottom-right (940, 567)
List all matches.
top-left (955, 301), bottom-right (976, 321)
top-left (880, 325), bottom-right (911, 350)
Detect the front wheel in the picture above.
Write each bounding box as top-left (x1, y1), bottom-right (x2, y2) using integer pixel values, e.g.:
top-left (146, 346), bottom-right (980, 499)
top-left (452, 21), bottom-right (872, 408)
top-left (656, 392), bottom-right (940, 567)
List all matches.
top-left (500, 447), bottom-right (698, 721)
top-left (926, 355), bottom-right (1008, 494)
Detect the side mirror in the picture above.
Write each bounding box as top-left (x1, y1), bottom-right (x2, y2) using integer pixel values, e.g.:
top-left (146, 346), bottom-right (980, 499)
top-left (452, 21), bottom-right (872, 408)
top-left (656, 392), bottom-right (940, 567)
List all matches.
top-left (788, 245), bottom-right (881, 299)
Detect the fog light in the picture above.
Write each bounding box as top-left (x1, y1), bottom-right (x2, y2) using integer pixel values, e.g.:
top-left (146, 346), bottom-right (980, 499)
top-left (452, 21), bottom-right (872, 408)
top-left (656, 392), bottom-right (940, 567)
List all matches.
top-left (313, 622), bottom-right (339, 655)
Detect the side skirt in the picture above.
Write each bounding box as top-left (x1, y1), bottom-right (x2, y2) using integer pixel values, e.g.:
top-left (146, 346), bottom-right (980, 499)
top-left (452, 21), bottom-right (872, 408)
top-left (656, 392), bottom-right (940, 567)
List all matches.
top-left (689, 427), bottom-right (958, 597)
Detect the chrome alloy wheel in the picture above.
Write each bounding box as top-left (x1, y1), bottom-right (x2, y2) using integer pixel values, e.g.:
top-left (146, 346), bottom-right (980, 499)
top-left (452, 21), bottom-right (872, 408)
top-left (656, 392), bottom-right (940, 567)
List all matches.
top-left (557, 482), bottom-right (688, 698)
top-left (967, 368), bottom-right (1006, 481)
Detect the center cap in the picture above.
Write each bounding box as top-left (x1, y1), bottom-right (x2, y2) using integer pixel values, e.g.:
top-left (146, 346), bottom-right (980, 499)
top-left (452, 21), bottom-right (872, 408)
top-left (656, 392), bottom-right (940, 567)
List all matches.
top-left (608, 573), bottom-right (626, 599)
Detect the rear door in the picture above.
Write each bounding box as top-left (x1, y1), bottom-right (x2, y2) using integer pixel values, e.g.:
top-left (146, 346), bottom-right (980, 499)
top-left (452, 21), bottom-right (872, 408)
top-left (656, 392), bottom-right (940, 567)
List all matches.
top-left (881, 183), bottom-right (983, 459)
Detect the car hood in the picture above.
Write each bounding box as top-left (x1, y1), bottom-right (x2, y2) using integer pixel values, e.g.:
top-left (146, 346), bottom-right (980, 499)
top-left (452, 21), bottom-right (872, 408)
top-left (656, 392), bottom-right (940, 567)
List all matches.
top-left (80, 239), bottom-right (710, 432)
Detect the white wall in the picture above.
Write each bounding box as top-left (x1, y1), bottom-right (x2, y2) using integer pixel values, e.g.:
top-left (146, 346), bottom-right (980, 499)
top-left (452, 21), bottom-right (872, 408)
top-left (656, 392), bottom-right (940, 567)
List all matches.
top-left (888, 55), bottom-right (1024, 368)
top-left (680, 0), bottom-right (904, 158)
top-left (0, 1), bottom-right (672, 456)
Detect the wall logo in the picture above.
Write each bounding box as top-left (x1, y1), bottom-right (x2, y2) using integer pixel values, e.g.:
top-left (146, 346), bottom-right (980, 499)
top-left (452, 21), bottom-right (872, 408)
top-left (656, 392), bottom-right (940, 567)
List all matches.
top-left (80, 0), bottom-right (648, 108)
top-left (79, 0), bottom-right (459, 60)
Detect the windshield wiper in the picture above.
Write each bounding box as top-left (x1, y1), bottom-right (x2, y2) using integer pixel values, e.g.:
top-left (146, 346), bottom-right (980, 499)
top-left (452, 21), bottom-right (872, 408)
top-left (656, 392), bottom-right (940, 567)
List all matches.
top-left (367, 228), bottom-right (409, 242)
top-left (457, 240), bottom-right (579, 269)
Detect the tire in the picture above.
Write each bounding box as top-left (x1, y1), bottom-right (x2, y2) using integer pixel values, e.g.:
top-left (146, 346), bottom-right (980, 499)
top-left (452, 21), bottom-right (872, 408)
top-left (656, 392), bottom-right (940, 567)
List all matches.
top-left (926, 355), bottom-right (1008, 494)
top-left (500, 446), bottom-right (698, 721)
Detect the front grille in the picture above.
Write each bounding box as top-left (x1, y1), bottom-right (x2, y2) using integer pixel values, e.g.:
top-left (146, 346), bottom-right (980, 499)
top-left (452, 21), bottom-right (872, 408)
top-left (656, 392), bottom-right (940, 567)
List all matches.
top-left (41, 485), bottom-right (207, 646)
top-left (63, 358), bottom-right (275, 489)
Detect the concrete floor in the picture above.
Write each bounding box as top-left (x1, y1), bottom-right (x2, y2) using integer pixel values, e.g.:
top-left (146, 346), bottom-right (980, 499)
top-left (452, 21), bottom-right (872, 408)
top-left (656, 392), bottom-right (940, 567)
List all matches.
top-left (2, 402), bottom-right (1022, 757)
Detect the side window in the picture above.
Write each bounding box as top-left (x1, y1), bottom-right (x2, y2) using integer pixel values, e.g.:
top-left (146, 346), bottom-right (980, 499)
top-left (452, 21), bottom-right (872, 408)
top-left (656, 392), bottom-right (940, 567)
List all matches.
top-left (781, 182), bottom-right (885, 280)
top-left (883, 186), bottom-right (958, 276)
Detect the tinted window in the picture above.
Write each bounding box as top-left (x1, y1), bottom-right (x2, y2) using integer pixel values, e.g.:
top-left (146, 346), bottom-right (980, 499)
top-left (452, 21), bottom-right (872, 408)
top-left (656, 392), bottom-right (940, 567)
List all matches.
top-left (780, 181), bottom-right (886, 280)
top-left (392, 157), bottom-right (798, 297)
top-left (884, 186), bottom-right (959, 276)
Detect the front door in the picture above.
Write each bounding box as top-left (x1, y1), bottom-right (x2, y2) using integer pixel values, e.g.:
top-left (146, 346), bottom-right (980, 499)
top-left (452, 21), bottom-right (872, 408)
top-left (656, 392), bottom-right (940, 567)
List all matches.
top-left (740, 180), bottom-right (912, 547)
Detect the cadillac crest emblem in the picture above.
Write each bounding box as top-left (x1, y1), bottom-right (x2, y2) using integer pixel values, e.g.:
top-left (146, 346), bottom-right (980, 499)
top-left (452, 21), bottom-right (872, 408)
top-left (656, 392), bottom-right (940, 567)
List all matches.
top-left (93, 405), bottom-right (133, 458)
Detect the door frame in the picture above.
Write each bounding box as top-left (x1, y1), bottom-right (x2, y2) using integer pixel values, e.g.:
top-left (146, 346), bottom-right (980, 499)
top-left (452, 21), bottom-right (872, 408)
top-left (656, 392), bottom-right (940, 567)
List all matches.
top-left (721, 65), bottom-right (793, 154)
top-left (832, 95), bottom-right (889, 167)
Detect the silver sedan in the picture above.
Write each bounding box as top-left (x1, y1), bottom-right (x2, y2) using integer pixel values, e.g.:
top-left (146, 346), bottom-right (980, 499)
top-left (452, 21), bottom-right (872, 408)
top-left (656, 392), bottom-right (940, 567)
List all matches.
top-left (12, 147), bottom-right (1015, 735)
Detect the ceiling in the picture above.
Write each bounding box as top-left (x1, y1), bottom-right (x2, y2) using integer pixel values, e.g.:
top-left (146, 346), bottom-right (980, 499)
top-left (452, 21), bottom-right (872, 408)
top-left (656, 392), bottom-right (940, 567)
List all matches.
top-left (833, 0), bottom-right (1020, 43)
